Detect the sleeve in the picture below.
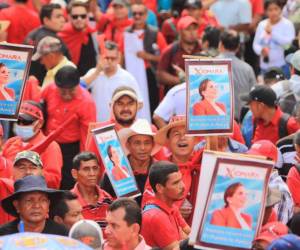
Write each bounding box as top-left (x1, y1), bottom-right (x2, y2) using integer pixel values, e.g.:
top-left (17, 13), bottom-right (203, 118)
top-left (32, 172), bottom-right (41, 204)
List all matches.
top-left (253, 22), bottom-right (265, 55)
top-left (154, 88), bottom-right (175, 121)
top-left (271, 20), bottom-right (295, 46)
top-left (79, 99), bottom-right (97, 151)
top-left (237, 0), bottom-right (252, 24)
top-left (287, 117), bottom-right (300, 135)
top-left (287, 167), bottom-right (300, 206)
top-left (41, 141), bottom-right (62, 189)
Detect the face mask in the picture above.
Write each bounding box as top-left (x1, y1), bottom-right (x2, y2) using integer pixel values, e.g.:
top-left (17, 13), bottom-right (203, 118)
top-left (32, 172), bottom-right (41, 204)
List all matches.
top-left (13, 124), bottom-right (36, 141)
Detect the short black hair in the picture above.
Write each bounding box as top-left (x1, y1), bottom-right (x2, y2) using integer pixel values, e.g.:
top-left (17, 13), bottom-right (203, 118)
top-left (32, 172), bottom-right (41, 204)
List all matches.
top-left (264, 0), bottom-right (284, 10)
top-left (149, 161), bottom-right (179, 193)
top-left (40, 3), bottom-right (62, 24)
top-left (202, 26), bottom-right (221, 49)
top-left (220, 30), bottom-right (239, 51)
top-left (49, 191), bottom-right (78, 219)
top-left (108, 198), bottom-right (142, 227)
top-left (101, 40), bottom-right (119, 53)
top-left (72, 151), bottom-right (99, 170)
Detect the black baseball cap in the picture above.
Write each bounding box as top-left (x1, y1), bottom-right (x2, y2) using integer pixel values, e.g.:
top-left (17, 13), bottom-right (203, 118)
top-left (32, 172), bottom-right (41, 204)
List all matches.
top-left (240, 85), bottom-right (277, 107)
top-left (55, 66), bottom-right (80, 89)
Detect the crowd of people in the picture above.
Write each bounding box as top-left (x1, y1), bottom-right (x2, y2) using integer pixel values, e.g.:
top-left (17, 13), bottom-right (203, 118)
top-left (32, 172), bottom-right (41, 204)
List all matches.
top-left (1, 0), bottom-right (300, 249)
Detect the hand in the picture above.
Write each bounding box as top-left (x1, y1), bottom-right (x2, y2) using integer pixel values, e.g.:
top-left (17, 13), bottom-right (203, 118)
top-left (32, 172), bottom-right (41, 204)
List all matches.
top-left (172, 64), bottom-right (184, 75)
top-left (261, 47), bottom-right (269, 57)
top-left (136, 51), bottom-right (149, 60)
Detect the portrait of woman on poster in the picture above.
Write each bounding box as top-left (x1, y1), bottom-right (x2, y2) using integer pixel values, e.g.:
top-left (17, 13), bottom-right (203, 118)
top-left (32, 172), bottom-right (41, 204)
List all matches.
top-left (0, 63), bottom-right (15, 101)
top-left (192, 79), bottom-right (226, 116)
top-left (107, 145), bottom-right (130, 181)
top-left (210, 182), bottom-right (252, 230)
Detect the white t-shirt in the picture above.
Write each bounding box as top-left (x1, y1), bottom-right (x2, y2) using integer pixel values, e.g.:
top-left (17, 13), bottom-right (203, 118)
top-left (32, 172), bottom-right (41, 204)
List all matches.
top-left (154, 82), bottom-right (186, 122)
top-left (88, 65), bottom-right (143, 122)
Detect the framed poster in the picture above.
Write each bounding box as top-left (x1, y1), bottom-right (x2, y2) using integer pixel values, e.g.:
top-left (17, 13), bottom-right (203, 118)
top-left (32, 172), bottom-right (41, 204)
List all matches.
top-left (92, 124), bottom-right (140, 198)
top-left (185, 59), bottom-right (234, 136)
top-left (190, 151), bottom-right (273, 250)
top-left (0, 43), bottom-right (33, 120)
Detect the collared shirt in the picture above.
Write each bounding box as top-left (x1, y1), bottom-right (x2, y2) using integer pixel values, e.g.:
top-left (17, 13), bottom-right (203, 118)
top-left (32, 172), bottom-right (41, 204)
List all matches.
top-left (269, 170), bottom-right (294, 224)
top-left (103, 235), bottom-right (151, 250)
top-left (41, 83), bottom-right (96, 150)
top-left (42, 57), bottom-right (76, 88)
top-left (252, 107), bottom-right (300, 144)
top-left (141, 197), bottom-right (187, 248)
top-left (71, 183), bottom-right (113, 229)
top-left (2, 131), bottom-right (62, 189)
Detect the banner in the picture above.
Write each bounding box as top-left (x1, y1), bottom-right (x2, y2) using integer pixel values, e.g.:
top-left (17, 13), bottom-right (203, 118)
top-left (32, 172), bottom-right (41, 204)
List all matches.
top-left (190, 151), bottom-right (273, 250)
top-left (185, 59), bottom-right (233, 135)
top-left (0, 43), bottom-right (33, 120)
top-left (92, 124), bottom-right (140, 198)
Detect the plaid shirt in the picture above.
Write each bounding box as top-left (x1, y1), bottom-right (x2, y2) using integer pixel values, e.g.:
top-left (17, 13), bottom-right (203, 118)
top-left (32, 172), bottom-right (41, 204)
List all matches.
top-left (269, 170), bottom-right (294, 224)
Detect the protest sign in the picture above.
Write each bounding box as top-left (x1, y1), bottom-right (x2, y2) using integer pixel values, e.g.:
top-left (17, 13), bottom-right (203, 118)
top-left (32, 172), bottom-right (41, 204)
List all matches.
top-left (190, 151), bottom-right (273, 250)
top-left (92, 124), bottom-right (140, 198)
top-left (0, 43), bottom-right (33, 120)
top-left (185, 59), bottom-right (233, 136)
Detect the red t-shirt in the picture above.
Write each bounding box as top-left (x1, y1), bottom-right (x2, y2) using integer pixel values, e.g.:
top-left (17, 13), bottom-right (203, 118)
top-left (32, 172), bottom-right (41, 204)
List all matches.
top-left (252, 107), bottom-right (300, 145)
top-left (41, 84), bottom-right (96, 150)
top-left (287, 166), bottom-right (300, 207)
top-left (141, 197), bottom-right (188, 248)
top-left (0, 5), bottom-right (40, 44)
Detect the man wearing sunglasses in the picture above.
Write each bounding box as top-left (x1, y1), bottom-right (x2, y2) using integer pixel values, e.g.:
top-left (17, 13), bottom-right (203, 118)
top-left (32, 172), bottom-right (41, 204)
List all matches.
top-left (58, 0), bottom-right (98, 76)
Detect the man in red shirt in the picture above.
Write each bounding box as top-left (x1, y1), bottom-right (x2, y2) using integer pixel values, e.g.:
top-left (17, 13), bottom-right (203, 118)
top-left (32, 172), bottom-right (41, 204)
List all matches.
top-left (71, 151), bottom-right (113, 230)
top-left (41, 66), bottom-right (96, 189)
top-left (0, 0), bottom-right (40, 44)
top-left (241, 85), bottom-right (300, 144)
top-left (141, 161), bottom-right (190, 249)
top-left (157, 16), bottom-right (201, 91)
top-left (2, 100), bottom-right (62, 189)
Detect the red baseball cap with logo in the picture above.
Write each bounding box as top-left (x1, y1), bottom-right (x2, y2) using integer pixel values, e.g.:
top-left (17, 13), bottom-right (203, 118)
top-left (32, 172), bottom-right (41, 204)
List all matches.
top-left (177, 16), bottom-right (198, 30)
top-left (247, 140), bottom-right (278, 162)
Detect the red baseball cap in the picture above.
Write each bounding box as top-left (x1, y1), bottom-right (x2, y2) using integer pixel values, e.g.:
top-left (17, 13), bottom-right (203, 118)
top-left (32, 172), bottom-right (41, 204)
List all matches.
top-left (177, 16), bottom-right (198, 30)
top-left (255, 222), bottom-right (288, 244)
top-left (247, 140), bottom-right (278, 162)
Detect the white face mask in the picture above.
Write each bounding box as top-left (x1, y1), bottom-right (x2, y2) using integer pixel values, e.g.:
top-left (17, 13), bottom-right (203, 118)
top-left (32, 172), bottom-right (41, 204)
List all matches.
top-left (13, 123), bottom-right (36, 141)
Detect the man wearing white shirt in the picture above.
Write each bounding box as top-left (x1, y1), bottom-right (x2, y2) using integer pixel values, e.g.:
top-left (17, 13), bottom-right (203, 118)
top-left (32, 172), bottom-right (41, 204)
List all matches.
top-left (83, 41), bottom-right (143, 122)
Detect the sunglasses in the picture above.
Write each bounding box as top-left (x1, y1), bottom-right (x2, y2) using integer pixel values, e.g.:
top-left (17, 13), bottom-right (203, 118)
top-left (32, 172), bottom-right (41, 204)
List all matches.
top-left (71, 14), bottom-right (87, 20)
top-left (132, 11), bottom-right (145, 17)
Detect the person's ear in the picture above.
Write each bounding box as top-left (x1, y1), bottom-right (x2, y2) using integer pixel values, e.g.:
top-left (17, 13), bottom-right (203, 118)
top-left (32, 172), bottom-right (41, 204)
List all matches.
top-left (12, 200), bottom-right (20, 214)
top-left (131, 223), bottom-right (140, 235)
top-left (156, 183), bottom-right (164, 194)
top-left (53, 215), bottom-right (64, 225)
top-left (71, 169), bottom-right (78, 180)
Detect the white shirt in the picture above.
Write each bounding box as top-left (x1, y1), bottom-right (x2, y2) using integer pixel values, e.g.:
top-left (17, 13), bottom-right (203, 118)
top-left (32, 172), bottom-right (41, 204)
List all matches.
top-left (154, 82), bottom-right (186, 122)
top-left (88, 65), bottom-right (143, 122)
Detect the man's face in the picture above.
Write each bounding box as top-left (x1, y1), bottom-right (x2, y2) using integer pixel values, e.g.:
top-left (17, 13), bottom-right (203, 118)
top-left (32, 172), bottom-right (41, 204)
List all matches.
top-left (112, 4), bottom-right (128, 20)
top-left (105, 207), bottom-right (137, 248)
top-left (72, 159), bottom-right (100, 187)
top-left (13, 192), bottom-right (50, 224)
top-left (167, 125), bottom-right (196, 159)
top-left (249, 101), bottom-right (263, 119)
top-left (62, 199), bottom-right (83, 229)
top-left (13, 159), bottom-right (42, 181)
top-left (40, 53), bottom-right (56, 70)
top-left (180, 24), bottom-right (199, 45)
top-left (161, 171), bottom-right (185, 201)
top-left (131, 5), bottom-right (147, 27)
top-left (70, 6), bottom-right (88, 31)
top-left (126, 135), bottom-right (154, 162)
top-left (44, 8), bottom-right (65, 32)
top-left (113, 95), bottom-right (138, 126)
top-left (186, 7), bottom-right (201, 19)
top-left (100, 48), bottom-right (119, 73)
top-left (57, 86), bottom-right (77, 102)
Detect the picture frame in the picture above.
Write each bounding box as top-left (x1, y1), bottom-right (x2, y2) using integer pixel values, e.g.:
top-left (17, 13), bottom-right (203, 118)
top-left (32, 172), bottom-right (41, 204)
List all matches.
top-left (185, 59), bottom-right (234, 136)
top-left (92, 124), bottom-right (141, 198)
top-left (0, 43), bottom-right (34, 120)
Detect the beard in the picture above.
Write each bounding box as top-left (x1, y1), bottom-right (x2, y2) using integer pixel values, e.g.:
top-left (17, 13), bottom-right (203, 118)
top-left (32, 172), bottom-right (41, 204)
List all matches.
top-left (115, 116), bottom-right (135, 126)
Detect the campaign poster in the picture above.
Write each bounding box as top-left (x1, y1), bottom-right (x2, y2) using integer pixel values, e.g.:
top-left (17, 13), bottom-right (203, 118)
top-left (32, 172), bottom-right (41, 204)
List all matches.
top-left (185, 59), bottom-right (233, 136)
top-left (0, 43), bottom-right (33, 120)
top-left (92, 124), bottom-right (140, 198)
top-left (194, 156), bottom-right (272, 250)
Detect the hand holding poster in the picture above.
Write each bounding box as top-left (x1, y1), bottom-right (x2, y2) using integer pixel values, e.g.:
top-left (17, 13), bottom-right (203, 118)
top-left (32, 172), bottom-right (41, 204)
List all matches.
top-left (0, 43), bottom-right (33, 120)
top-left (92, 124), bottom-right (140, 198)
top-left (190, 151), bottom-right (273, 250)
top-left (185, 59), bottom-right (233, 135)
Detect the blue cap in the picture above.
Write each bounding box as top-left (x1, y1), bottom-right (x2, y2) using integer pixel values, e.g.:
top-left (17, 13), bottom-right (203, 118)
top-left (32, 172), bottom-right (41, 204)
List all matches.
top-left (267, 234), bottom-right (300, 250)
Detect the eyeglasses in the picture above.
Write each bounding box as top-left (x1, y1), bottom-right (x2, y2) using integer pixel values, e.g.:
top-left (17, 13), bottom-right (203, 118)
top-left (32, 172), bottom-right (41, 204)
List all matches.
top-left (71, 14), bottom-right (87, 20)
top-left (132, 11), bottom-right (145, 17)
